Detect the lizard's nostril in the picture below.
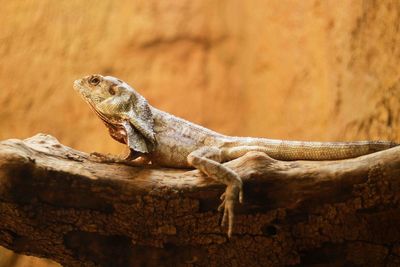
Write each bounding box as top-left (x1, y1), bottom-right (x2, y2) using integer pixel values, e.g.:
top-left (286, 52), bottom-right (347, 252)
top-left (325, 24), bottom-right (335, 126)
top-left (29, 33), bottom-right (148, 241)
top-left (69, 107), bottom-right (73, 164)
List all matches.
top-left (73, 80), bottom-right (81, 89)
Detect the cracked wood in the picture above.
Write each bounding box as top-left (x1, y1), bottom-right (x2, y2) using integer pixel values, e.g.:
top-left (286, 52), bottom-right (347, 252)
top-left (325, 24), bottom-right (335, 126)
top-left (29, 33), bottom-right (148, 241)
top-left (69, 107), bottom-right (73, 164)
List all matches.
top-left (1, 134), bottom-right (400, 266)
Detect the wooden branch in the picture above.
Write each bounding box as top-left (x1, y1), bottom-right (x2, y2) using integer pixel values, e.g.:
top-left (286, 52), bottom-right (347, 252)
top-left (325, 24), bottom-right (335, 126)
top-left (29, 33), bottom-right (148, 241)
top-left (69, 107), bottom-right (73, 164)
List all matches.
top-left (1, 134), bottom-right (400, 266)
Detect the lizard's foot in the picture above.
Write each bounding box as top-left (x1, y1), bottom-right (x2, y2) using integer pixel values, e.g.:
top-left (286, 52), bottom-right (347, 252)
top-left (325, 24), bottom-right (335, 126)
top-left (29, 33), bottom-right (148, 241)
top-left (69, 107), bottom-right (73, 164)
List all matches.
top-left (90, 152), bottom-right (130, 164)
top-left (217, 182), bottom-right (243, 238)
top-left (186, 146), bottom-right (243, 237)
top-left (89, 152), bottom-right (115, 162)
top-left (90, 152), bottom-right (148, 167)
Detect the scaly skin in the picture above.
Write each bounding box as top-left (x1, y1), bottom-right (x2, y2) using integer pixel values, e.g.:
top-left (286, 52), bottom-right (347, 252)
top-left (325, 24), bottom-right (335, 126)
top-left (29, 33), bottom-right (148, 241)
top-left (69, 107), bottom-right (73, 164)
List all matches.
top-left (74, 74), bottom-right (398, 237)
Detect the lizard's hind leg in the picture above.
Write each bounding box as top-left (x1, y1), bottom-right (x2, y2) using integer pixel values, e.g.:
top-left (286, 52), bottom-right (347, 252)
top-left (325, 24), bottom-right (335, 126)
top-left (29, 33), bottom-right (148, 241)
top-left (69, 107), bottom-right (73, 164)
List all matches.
top-left (187, 147), bottom-right (243, 238)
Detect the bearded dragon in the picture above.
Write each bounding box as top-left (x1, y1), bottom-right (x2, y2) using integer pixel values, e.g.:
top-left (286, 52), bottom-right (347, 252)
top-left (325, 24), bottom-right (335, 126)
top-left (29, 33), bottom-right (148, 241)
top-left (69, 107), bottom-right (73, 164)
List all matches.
top-left (73, 74), bottom-right (398, 237)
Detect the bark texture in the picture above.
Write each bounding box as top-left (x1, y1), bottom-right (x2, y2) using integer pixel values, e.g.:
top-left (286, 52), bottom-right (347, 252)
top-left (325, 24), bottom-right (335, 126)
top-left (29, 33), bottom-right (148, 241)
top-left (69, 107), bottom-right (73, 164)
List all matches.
top-left (1, 134), bottom-right (400, 266)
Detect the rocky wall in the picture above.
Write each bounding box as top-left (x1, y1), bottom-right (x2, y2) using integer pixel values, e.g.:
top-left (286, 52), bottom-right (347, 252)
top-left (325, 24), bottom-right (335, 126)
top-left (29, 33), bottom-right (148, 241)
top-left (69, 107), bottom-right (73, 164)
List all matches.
top-left (1, 0), bottom-right (400, 266)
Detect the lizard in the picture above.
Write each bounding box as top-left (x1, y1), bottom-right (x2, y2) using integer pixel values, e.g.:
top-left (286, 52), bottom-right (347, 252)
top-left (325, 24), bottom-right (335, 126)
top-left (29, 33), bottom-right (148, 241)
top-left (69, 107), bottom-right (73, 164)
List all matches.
top-left (73, 74), bottom-right (398, 237)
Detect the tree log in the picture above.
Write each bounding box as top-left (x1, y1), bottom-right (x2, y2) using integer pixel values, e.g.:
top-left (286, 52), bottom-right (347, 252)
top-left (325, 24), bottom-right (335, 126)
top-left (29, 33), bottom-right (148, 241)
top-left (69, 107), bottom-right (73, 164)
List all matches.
top-left (1, 134), bottom-right (400, 266)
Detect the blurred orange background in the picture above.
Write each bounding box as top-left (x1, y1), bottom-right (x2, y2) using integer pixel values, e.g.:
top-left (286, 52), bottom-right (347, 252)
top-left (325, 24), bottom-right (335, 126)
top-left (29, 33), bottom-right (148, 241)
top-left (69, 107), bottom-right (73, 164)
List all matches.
top-left (1, 0), bottom-right (400, 266)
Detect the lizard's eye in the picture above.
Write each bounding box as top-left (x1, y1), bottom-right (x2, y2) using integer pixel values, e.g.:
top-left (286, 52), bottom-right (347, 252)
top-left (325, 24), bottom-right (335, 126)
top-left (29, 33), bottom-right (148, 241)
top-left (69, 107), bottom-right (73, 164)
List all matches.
top-left (89, 76), bottom-right (100, 86)
top-left (108, 87), bottom-right (116, 95)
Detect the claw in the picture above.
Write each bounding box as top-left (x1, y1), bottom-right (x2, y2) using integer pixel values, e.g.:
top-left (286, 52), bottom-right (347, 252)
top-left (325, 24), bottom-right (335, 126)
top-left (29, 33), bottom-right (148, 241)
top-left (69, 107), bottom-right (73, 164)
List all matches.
top-left (228, 204), bottom-right (234, 238)
top-left (218, 199), bottom-right (225, 212)
top-left (221, 206), bottom-right (228, 227)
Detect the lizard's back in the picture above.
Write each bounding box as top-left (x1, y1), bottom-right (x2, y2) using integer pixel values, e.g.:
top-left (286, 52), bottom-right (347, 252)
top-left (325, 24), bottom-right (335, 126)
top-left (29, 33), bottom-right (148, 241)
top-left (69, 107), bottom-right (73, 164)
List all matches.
top-left (150, 108), bottom-right (225, 167)
top-left (150, 107), bottom-right (398, 165)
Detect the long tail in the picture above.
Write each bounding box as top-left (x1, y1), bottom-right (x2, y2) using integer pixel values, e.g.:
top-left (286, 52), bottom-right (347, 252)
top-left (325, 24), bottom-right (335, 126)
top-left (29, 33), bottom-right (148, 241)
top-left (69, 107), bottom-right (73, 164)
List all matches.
top-left (230, 138), bottom-right (398, 161)
top-left (262, 140), bottom-right (398, 160)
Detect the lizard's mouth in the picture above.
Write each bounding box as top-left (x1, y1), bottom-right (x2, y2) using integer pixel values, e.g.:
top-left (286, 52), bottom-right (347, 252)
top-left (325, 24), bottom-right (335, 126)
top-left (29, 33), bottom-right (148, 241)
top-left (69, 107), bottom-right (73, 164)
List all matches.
top-left (73, 79), bottom-right (84, 93)
top-left (89, 103), bottom-right (111, 123)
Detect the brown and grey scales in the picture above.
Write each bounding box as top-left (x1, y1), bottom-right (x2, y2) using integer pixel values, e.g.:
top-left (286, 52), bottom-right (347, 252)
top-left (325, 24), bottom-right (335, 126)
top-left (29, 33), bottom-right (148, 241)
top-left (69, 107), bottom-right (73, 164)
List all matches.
top-left (147, 108), bottom-right (397, 166)
top-left (74, 74), bottom-right (398, 237)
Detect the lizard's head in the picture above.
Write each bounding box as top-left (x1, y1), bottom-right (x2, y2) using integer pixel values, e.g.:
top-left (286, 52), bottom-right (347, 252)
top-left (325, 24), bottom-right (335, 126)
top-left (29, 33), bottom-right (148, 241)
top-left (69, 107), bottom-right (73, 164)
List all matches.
top-left (73, 74), bottom-right (132, 112)
top-left (74, 74), bottom-right (156, 152)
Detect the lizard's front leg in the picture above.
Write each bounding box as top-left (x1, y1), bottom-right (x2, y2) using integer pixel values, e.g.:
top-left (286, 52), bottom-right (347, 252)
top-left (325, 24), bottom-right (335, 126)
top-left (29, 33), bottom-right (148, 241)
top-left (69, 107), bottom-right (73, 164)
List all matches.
top-left (187, 147), bottom-right (243, 237)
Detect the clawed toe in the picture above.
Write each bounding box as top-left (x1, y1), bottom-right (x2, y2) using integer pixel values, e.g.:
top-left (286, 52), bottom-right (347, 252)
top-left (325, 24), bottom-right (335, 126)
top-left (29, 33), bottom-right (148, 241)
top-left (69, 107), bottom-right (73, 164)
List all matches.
top-left (90, 152), bottom-right (105, 158)
top-left (218, 199), bottom-right (226, 212)
top-left (218, 184), bottom-right (243, 238)
top-left (89, 152), bottom-right (110, 162)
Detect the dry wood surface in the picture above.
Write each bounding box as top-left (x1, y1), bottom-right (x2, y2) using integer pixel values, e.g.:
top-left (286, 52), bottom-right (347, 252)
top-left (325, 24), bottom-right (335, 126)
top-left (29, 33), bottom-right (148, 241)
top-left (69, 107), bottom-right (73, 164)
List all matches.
top-left (1, 134), bottom-right (400, 266)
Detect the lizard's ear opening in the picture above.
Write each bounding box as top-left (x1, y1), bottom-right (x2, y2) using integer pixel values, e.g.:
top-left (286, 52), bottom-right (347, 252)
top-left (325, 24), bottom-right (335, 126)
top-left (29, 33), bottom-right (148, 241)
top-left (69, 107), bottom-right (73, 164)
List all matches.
top-left (108, 86), bottom-right (116, 95)
top-left (128, 93), bottom-right (156, 148)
